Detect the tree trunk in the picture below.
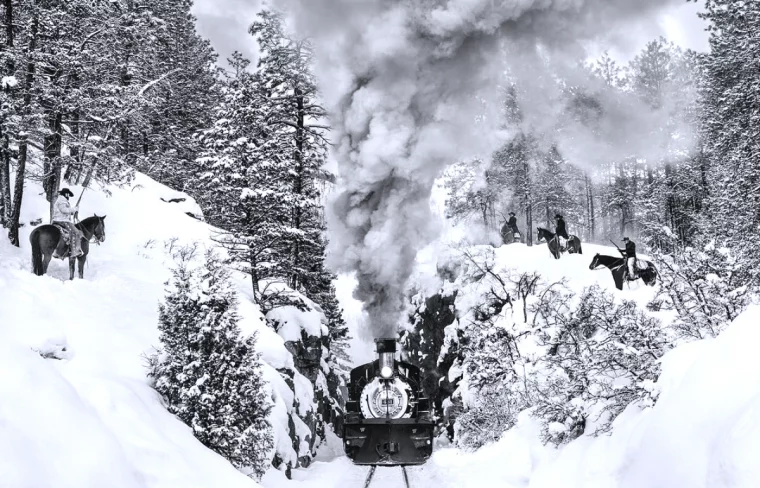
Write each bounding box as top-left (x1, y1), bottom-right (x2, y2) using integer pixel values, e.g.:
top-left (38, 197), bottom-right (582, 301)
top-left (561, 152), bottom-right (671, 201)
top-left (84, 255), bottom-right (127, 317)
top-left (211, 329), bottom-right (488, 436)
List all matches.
top-left (1, 0), bottom-right (14, 225)
top-left (8, 5), bottom-right (39, 246)
top-left (81, 156), bottom-right (97, 189)
top-left (3, 0), bottom-right (12, 50)
top-left (523, 158), bottom-right (532, 246)
top-left (525, 200), bottom-right (533, 246)
top-left (290, 87), bottom-right (305, 290)
top-left (0, 128), bottom-right (9, 226)
top-left (64, 109), bottom-right (81, 182)
top-left (44, 111), bottom-right (63, 219)
top-left (8, 134), bottom-right (27, 246)
top-left (250, 246), bottom-right (260, 304)
top-left (588, 178), bottom-right (595, 241)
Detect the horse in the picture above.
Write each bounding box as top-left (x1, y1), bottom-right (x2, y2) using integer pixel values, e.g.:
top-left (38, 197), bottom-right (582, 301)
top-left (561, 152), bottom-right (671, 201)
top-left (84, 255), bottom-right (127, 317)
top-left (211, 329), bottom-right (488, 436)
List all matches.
top-left (588, 253), bottom-right (658, 291)
top-left (501, 223), bottom-right (523, 245)
top-left (536, 227), bottom-right (582, 258)
top-left (29, 214), bottom-right (106, 280)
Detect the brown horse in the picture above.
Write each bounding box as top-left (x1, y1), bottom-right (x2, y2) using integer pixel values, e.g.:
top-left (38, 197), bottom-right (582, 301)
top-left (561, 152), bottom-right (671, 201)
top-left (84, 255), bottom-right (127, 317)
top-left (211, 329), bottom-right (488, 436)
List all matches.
top-left (29, 215), bottom-right (106, 280)
top-left (537, 227), bottom-right (582, 259)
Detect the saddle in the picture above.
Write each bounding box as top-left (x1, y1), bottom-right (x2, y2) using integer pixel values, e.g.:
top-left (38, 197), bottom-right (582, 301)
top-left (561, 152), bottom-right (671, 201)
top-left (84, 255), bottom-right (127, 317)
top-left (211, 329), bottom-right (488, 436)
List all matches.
top-left (53, 222), bottom-right (71, 241)
top-left (52, 223), bottom-right (78, 259)
top-left (624, 259), bottom-right (649, 281)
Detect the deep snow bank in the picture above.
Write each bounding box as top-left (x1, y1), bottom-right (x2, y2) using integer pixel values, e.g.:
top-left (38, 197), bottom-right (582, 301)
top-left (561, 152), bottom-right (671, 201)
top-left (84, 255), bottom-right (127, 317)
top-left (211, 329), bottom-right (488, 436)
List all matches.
top-left (0, 174), bottom-right (325, 487)
top-left (411, 241), bottom-right (760, 488)
top-left (285, 239), bottom-right (760, 488)
top-left (526, 303), bottom-right (760, 488)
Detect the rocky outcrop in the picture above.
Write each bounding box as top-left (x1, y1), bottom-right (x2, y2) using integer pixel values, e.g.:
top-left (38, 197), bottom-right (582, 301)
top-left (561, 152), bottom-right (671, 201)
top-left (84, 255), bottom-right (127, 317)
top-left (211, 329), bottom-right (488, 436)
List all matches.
top-left (403, 291), bottom-right (459, 424)
top-left (265, 301), bottom-right (334, 477)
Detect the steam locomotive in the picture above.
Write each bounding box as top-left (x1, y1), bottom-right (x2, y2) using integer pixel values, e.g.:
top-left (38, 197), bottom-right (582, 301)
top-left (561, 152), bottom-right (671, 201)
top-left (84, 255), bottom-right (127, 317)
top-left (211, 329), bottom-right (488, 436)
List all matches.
top-left (339, 338), bottom-right (435, 466)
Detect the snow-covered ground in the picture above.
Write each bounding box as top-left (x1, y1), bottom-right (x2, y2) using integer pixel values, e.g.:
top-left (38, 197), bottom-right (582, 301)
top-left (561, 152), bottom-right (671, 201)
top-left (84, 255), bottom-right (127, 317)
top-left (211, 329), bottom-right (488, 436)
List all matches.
top-left (2, 174), bottom-right (758, 488)
top-left (0, 174), bottom-right (317, 488)
top-left (274, 241), bottom-right (760, 488)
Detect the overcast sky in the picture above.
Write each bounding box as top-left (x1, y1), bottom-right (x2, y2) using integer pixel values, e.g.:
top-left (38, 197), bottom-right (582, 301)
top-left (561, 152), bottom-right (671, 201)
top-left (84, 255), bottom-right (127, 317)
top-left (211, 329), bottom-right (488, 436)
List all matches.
top-left (192, 0), bottom-right (711, 69)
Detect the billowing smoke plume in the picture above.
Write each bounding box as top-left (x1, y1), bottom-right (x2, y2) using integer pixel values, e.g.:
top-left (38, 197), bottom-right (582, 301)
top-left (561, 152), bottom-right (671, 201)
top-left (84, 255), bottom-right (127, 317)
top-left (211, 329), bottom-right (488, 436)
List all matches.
top-left (273, 0), bottom-right (686, 338)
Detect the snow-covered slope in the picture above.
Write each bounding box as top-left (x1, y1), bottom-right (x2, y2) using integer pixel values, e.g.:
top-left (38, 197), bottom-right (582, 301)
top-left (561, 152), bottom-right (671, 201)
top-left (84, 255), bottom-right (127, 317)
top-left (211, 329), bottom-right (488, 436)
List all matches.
top-left (527, 302), bottom-right (760, 488)
top-left (0, 174), bottom-right (318, 487)
top-left (3, 174), bottom-right (757, 488)
top-left (270, 240), bottom-right (759, 488)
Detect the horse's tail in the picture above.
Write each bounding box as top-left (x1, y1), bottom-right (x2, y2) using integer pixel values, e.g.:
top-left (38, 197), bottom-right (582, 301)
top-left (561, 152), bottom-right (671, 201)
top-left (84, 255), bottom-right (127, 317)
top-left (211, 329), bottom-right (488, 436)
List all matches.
top-left (646, 262), bottom-right (658, 286)
top-left (30, 229), bottom-right (44, 276)
top-left (578, 242), bottom-right (583, 254)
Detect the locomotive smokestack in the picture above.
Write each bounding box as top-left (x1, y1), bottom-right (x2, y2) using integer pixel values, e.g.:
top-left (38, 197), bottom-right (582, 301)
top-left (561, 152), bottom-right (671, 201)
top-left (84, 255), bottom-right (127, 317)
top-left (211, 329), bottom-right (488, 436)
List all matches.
top-left (376, 338), bottom-right (396, 354)
top-left (376, 338), bottom-right (396, 379)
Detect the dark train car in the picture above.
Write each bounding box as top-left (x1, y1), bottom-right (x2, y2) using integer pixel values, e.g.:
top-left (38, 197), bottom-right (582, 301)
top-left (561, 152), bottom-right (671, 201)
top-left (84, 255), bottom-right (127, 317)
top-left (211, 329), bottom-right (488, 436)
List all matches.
top-left (340, 338), bottom-right (435, 466)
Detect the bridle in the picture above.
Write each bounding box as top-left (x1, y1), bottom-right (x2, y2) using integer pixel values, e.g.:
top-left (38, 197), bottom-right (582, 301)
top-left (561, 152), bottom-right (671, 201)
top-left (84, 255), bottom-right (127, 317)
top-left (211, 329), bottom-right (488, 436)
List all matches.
top-left (76, 218), bottom-right (105, 245)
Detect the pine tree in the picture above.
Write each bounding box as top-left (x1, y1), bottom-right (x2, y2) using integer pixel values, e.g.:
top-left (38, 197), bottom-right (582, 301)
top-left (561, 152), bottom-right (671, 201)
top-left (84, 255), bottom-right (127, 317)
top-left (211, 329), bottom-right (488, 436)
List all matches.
top-left (699, 0), bottom-right (760, 270)
top-left (249, 10), bottom-right (330, 292)
top-left (127, 0), bottom-right (220, 192)
top-left (196, 52), bottom-right (296, 306)
top-left (148, 251), bottom-right (274, 479)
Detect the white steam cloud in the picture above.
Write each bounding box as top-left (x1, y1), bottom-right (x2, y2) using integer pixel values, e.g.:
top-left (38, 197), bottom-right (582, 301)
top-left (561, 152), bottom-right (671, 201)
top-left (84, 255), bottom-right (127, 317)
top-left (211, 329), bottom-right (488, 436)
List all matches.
top-left (273, 0), bottom-right (687, 338)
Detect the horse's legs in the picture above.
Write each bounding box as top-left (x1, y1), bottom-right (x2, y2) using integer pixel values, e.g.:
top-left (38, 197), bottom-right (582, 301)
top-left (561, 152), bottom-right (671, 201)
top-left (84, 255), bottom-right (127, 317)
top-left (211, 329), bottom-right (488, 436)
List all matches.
top-left (42, 253), bottom-right (52, 274)
top-left (77, 255), bottom-right (86, 279)
top-left (613, 269), bottom-right (624, 290)
top-left (69, 257), bottom-right (76, 280)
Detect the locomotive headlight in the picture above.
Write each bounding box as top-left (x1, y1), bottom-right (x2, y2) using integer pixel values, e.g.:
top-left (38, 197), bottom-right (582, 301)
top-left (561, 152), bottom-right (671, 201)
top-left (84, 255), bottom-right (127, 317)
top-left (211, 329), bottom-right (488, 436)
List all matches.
top-left (379, 351), bottom-right (395, 376)
top-left (380, 366), bottom-right (393, 378)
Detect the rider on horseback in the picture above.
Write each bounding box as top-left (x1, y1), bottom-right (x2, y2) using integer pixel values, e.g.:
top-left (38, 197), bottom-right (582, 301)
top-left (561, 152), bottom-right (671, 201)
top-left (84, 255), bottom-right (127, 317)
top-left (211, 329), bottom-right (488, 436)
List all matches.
top-left (554, 214), bottom-right (568, 251)
top-left (508, 212), bottom-right (520, 235)
top-left (52, 188), bottom-right (83, 258)
top-left (621, 237), bottom-right (636, 279)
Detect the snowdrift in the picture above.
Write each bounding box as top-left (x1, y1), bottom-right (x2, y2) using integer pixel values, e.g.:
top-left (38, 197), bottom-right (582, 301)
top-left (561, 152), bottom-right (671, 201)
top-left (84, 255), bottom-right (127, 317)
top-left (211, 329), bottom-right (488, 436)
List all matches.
top-left (528, 302), bottom-right (760, 488)
top-left (408, 240), bottom-right (760, 488)
top-left (0, 174), bottom-right (325, 487)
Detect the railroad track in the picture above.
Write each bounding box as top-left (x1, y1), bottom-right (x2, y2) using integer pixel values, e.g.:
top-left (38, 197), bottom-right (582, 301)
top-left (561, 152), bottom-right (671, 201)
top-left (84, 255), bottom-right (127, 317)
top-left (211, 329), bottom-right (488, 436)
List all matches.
top-left (362, 465), bottom-right (411, 488)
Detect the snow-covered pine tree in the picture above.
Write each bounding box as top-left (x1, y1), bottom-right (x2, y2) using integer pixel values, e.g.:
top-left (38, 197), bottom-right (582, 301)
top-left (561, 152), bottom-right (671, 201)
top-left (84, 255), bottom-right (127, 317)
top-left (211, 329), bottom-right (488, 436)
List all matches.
top-left (533, 145), bottom-right (580, 230)
top-left (249, 10), bottom-right (330, 292)
top-left (148, 250), bottom-right (274, 479)
top-left (127, 0), bottom-right (220, 193)
top-left (699, 0), bottom-right (760, 278)
top-left (196, 52), bottom-right (296, 307)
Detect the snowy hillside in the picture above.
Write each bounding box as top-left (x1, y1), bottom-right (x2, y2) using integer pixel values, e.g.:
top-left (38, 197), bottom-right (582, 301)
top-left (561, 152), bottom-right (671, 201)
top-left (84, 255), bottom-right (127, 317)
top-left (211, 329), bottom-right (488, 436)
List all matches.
top-left (2, 174), bottom-right (758, 488)
top-left (0, 174), bottom-right (328, 488)
top-left (268, 240), bottom-right (760, 488)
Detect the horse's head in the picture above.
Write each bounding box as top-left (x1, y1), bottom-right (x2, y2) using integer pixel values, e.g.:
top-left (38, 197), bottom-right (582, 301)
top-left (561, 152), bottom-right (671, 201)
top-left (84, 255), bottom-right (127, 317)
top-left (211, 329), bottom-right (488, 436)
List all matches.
top-left (84, 213), bottom-right (106, 243)
top-left (94, 214), bottom-right (106, 243)
top-left (589, 253), bottom-right (600, 270)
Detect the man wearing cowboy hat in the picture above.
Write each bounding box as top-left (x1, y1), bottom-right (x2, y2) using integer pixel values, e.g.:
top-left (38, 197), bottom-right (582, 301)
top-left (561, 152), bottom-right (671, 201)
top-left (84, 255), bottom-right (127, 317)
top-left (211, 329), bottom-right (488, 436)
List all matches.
top-left (52, 188), bottom-right (83, 257)
top-left (622, 236), bottom-right (637, 279)
top-left (554, 213), bottom-right (568, 251)
top-left (507, 212), bottom-right (519, 235)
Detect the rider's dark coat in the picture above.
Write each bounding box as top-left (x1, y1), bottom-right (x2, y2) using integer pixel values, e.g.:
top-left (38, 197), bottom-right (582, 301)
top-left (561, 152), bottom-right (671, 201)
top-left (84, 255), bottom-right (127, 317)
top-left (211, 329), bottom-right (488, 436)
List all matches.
top-left (555, 217), bottom-right (568, 239)
top-left (508, 216), bottom-right (518, 231)
top-left (624, 240), bottom-right (636, 258)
